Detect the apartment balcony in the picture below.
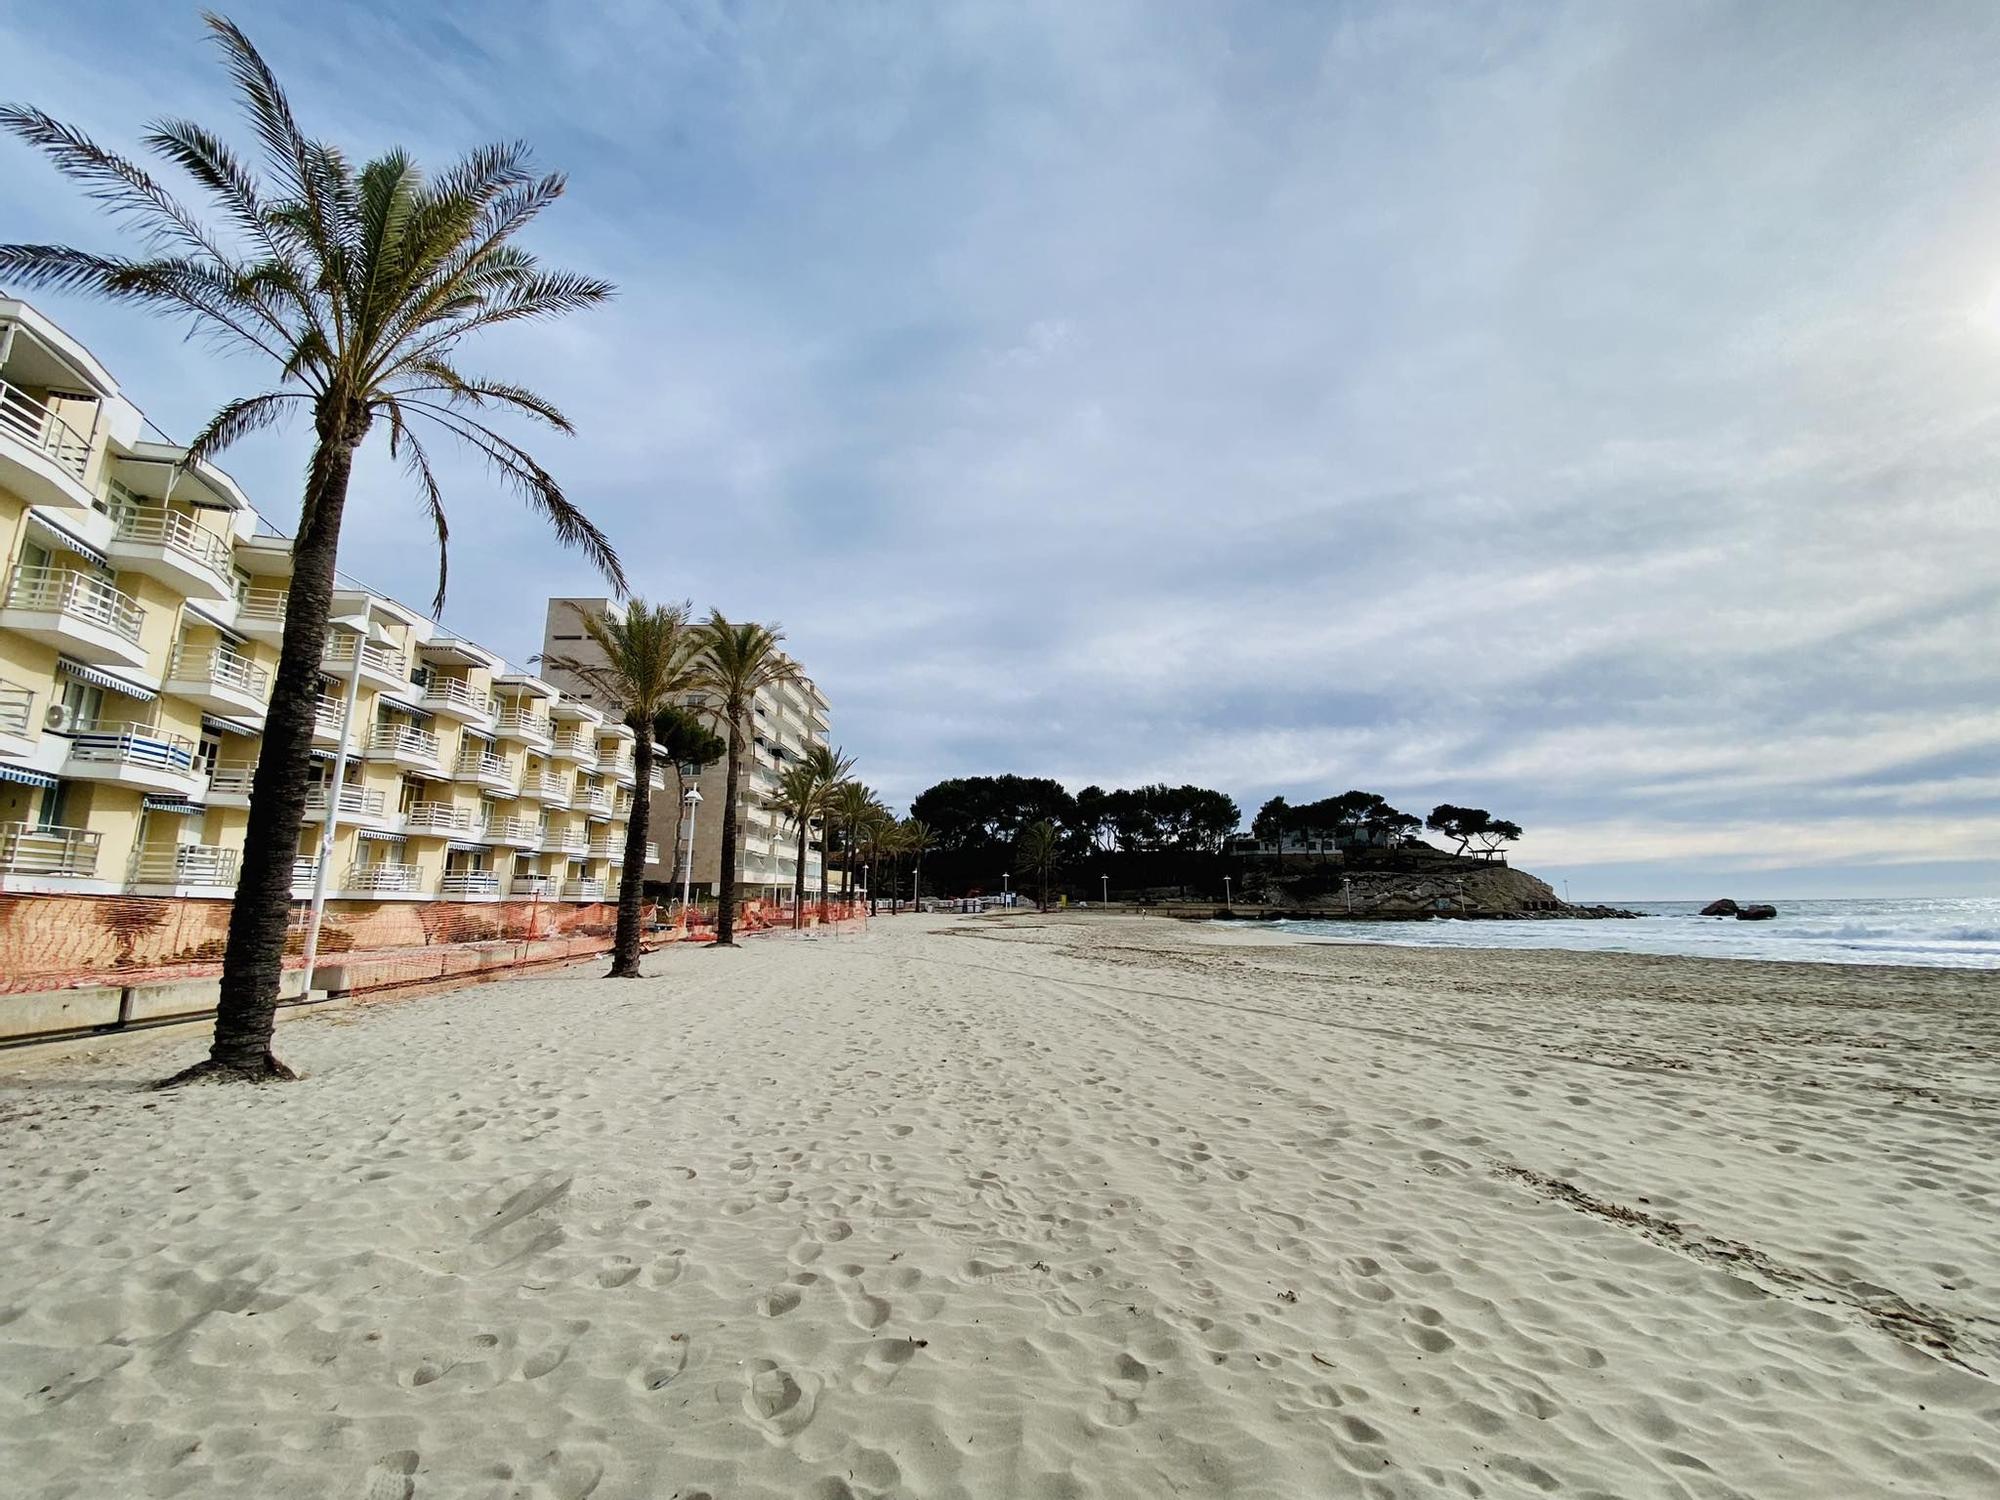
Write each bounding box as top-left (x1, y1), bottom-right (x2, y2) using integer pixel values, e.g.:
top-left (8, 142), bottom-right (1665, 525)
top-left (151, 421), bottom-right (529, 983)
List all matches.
top-left (439, 870), bottom-right (501, 898)
top-left (206, 759), bottom-right (257, 808)
top-left (0, 822), bottom-right (101, 877)
top-left (574, 785), bottom-right (612, 818)
top-left (510, 874), bottom-right (554, 897)
top-left (164, 643), bottom-right (270, 723)
top-left (62, 720), bottom-right (203, 796)
top-left (235, 587), bottom-right (288, 643)
top-left (301, 784), bottom-right (391, 825)
top-left (420, 677), bottom-right (496, 726)
top-left (544, 829), bottom-right (589, 858)
top-left (0, 565), bottom-right (148, 670)
top-left (533, 771), bottom-right (571, 809)
top-left (589, 835), bottom-right (624, 862)
top-left (311, 694), bottom-right (347, 748)
top-left (562, 878), bottom-right (606, 901)
top-left (345, 862), bottom-right (422, 895)
top-left (128, 842), bottom-right (238, 888)
top-left (402, 800), bottom-right (473, 837)
top-left (606, 752), bottom-right (637, 787)
top-left (451, 746), bottom-right (514, 793)
top-left (0, 677), bottom-right (34, 757)
top-left (365, 722), bottom-right (442, 775)
top-left (493, 707), bottom-right (552, 750)
top-left (483, 815), bottom-right (542, 849)
top-left (108, 507), bottom-right (235, 601)
top-left (0, 377), bottom-right (94, 512)
top-left (549, 728), bottom-right (599, 766)
top-left (648, 764), bottom-right (666, 791)
top-left (291, 855), bottom-right (318, 894)
top-left (322, 634), bottom-right (408, 691)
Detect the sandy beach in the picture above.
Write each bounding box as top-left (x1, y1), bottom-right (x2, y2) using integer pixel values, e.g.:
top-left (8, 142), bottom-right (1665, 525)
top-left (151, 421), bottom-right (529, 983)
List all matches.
top-left (3, 913), bottom-right (1997, 1499)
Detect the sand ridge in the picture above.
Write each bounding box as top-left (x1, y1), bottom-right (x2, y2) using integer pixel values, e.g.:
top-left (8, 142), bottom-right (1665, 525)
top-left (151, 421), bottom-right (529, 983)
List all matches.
top-left (1, 914), bottom-right (1996, 1497)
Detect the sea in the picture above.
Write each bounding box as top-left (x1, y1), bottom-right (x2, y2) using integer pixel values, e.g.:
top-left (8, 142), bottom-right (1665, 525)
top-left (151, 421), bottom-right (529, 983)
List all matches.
top-left (1275, 897), bottom-right (2000, 970)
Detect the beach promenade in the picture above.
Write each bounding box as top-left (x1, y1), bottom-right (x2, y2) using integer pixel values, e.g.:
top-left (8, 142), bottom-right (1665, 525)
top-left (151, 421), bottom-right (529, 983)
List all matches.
top-left (3, 914), bottom-right (1996, 1498)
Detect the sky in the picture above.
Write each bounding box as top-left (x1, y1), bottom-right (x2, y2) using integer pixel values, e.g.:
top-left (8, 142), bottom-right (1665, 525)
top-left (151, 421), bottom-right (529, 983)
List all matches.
top-left (3, 0), bottom-right (1998, 900)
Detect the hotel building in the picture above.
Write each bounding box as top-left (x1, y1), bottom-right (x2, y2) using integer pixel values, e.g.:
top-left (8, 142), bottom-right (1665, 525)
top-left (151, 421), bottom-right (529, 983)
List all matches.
top-left (539, 597), bottom-right (832, 901)
top-left (0, 298), bottom-right (649, 906)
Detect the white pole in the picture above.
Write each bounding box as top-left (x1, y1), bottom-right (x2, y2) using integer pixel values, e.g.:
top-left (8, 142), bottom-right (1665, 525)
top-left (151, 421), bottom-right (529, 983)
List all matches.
top-left (1101, 873), bottom-right (1108, 906)
top-left (680, 785), bottom-right (700, 916)
top-left (301, 623), bottom-right (364, 988)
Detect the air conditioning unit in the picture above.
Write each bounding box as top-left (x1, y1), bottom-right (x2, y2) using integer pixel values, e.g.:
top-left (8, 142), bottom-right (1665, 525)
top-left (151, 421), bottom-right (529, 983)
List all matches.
top-left (44, 702), bottom-right (77, 733)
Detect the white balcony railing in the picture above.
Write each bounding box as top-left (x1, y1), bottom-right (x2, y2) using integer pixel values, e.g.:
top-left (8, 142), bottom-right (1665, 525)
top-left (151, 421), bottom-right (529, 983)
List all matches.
top-left (534, 770), bottom-right (569, 803)
top-left (574, 786), bottom-right (611, 815)
top-left (494, 707), bottom-right (552, 742)
top-left (0, 678), bottom-right (33, 737)
top-left (345, 862), bottom-right (421, 893)
top-left (238, 587), bottom-right (287, 630)
top-left (207, 760), bottom-right (257, 799)
top-left (439, 870), bottom-right (500, 897)
top-left (66, 720), bottom-right (197, 774)
top-left (453, 747), bottom-right (513, 784)
top-left (323, 634), bottom-right (405, 680)
top-left (422, 677), bottom-right (494, 717)
top-left (510, 874), bottom-right (554, 896)
top-left (403, 800), bottom-right (470, 834)
top-left (113, 507), bottom-right (233, 579)
top-left (589, 836), bottom-right (623, 861)
top-left (0, 821), bottom-right (101, 876)
top-left (551, 729), bottom-right (597, 760)
top-left (4, 565), bottom-right (145, 644)
top-left (291, 855), bottom-right (318, 887)
top-left (168, 643), bottom-right (270, 698)
top-left (367, 722), bottom-right (440, 764)
top-left (562, 878), bottom-right (606, 900)
top-left (313, 696), bottom-right (346, 738)
top-left (303, 784), bottom-right (388, 820)
top-left (129, 843), bottom-right (238, 886)
top-left (0, 378), bottom-right (91, 480)
top-left (545, 830), bottom-right (589, 856)
top-left (483, 815), bottom-right (542, 846)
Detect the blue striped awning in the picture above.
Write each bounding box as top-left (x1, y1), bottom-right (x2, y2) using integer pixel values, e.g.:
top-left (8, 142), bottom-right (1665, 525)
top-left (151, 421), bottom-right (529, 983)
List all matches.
top-left (59, 657), bottom-right (156, 701)
top-left (28, 513), bottom-right (110, 571)
top-left (142, 795), bottom-right (205, 816)
top-left (0, 763), bottom-right (57, 789)
top-left (354, 828), bottom-right (405, 843)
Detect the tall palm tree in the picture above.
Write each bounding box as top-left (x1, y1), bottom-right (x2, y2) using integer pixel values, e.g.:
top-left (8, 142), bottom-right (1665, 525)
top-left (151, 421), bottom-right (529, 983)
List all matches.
top-left (799, 744), bottom-right (855, 919)
top-left (540, 600), bottom-right (703, 977)
top-left (829, 781), bottom-right (880, 905)
top-left (902, 819), bottom-right (934, 909)
top-left (694, 613), bottom-right (799, 946)
top-left (857, 806), bottom-right (895, 917)
top-left (765, 763), bottom-right (818, 930)
top-left (0, 16), bottom-right (621, 1083)
top-left (1017, 819), bottom-right (1060, 911)
top-left (652, 705), bottom-right (725, 892)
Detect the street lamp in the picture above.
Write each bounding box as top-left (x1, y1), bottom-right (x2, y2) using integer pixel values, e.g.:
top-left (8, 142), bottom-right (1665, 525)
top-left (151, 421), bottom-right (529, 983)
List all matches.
top-left (679, 785), bottom-right (703, 916)
top-left (1224, 875), bottom-right (1233, 907)
top-left (1100, 873), bottom-right (1108, 907)
top-left (1001, 871), bottom-right (1010, 908)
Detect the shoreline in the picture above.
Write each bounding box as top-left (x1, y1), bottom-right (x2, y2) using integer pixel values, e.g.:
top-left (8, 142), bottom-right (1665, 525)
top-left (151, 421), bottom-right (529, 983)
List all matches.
top-left (4, 913), bottom-right (1995, 1497)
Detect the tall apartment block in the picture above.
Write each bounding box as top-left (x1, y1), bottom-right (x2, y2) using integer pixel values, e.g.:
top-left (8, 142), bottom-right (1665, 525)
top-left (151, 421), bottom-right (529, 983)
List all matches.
top-left (540, 597), bottom-right (832, 901)
top-left (0, 298), bottom-right (652, 906)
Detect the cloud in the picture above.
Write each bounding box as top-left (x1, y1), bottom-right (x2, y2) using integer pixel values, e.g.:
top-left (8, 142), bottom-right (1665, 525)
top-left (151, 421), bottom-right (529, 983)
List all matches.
top-left (3, 0), bottom-right (1996, 896)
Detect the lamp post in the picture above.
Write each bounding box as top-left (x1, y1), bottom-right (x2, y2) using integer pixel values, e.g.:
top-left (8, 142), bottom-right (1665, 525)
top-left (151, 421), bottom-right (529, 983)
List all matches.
top-left (1100, 873), bottom-right (1108, 907)
top-left (1224, 875), bottom-right (1232, 908)
top-left (1001, 871), bottom-right (1010, 908)
top-left (679, 785), bottom-right (702, 917)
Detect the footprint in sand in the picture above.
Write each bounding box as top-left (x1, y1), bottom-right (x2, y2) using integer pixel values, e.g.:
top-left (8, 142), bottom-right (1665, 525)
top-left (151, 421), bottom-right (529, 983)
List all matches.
top-left (361, 1449), bottom-right (419, 1500)
top-left (595, 1260), bottom-right (641, 1289)
top-left (1093, 1353), bottom-right (1151, 1428)
top-left (854, 1336), bottom-right (925, 1395)
top-left (631, 1336), bottom-right (688, 1392)
top-left (833, 1266), bottom-right (890, 1330)
top-left (757, 1286), bottom-right (802, 1318)
top-left (743, 1359), bottom-right (819, 1441)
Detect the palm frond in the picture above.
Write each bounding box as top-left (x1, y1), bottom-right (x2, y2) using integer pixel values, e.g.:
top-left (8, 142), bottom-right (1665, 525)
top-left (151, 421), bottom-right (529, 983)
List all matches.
top-left (181, 390), bottom-right (304, 469)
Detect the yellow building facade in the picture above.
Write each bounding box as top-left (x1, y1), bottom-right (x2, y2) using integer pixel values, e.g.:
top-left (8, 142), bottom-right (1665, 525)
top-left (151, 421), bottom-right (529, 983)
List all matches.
top-left (0, 298), bottom-right (655, 905)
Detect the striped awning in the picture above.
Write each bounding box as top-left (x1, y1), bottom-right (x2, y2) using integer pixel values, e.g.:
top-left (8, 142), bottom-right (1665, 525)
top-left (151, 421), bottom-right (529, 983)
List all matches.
top-left (183, 602), bottom-right (246, 644)
top-left (27, 513), bottom-right (110, 571)
top-left (141, 795), bottom-right (205, 816)
top-left (354, 828), bottom-right (405, 844)
top-left (201, 714), bottom-right (259, 737)
top-left (59, 657), bottom-right (156, 701)
top-left (445, 839), bottom-right (488, 854)
top-left (0, 763), bottom-right (57, 789)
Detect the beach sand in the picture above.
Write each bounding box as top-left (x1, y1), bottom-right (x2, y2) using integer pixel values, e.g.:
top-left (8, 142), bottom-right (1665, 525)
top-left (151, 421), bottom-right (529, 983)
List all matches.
top-left (2, 912), bottom-right (1996, 1498)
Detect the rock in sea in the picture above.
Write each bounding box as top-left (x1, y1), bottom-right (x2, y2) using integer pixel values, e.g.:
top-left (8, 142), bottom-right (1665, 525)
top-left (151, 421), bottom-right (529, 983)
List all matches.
top-left (1734, 904), bottom-right (1778, 921)
top-left (1700, 899), bottom-right (1739, 917)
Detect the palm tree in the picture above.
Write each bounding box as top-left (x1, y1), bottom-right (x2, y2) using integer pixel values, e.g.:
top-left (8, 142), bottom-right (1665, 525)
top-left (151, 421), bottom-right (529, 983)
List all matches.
top-left (0, 16), bottom-right (621, 1082)
top-left (766, 763), bottom-right (818, 930)
top-left (540, 600), bottom-right (703, 977)
top-left (799, 745), bottom-right (855, 918)
top-left (694, 613), bottom-right (799, 946)
top-left (902, 819), bottom-right (933, 909)
top-left (653, 704), bottom-right (725, 892)
top-left (1017, 819), bottom-right (1060, 911)
top-left (857, 807), bottom-right (895, 917)
top-left (880, 819), bottom-right (914, 914)
top-left (828, 781), bottom-right (880, 906)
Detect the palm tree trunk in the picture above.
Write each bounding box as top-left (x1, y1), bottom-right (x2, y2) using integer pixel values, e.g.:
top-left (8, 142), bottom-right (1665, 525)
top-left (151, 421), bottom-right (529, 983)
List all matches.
top-left (166, 428), bottom-right (360, 1084)
top-left (913, 852), bottom-right (922, 910)
top-left (608, 721), bottom-right (651, 977)
top-left (714, 720), bottom-right (744, 946)
top-left (816, 827), bottom-right (828, 912)
top-left (665, 762), bottom-right (686, 890)
top-left (792, 819), bottom-right (807, 929)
